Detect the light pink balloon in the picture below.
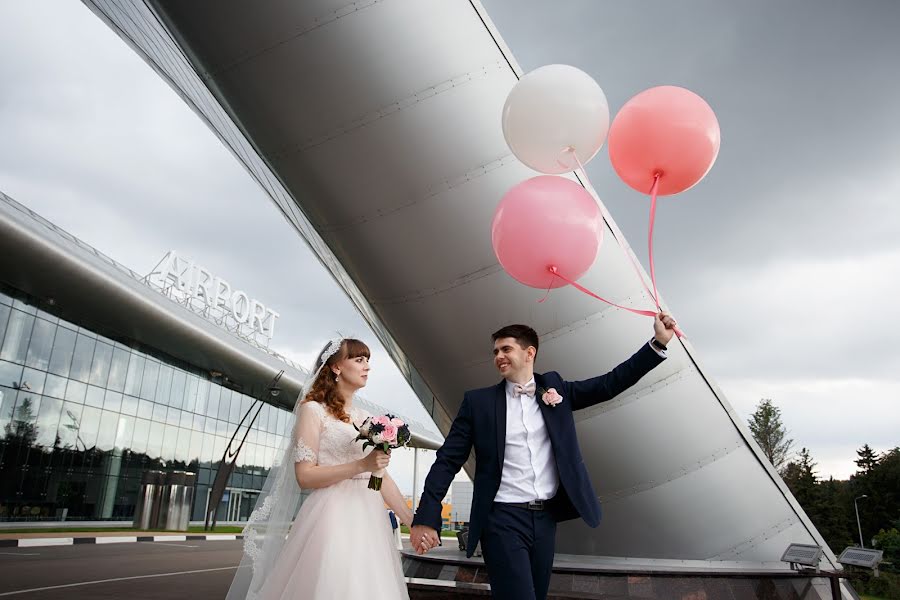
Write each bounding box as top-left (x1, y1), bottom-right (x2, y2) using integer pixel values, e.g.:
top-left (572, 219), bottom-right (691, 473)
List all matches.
top-left (608, 86), bottom-right (720, 196)
top-left (492, 176), bottom-right (603, 289)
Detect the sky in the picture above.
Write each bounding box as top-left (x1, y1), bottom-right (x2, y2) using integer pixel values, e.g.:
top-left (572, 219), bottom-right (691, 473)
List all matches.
top-left (0, 1), bottom-right (898, 489)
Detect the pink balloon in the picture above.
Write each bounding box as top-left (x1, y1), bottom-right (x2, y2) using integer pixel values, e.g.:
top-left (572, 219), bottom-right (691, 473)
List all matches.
top-left (492, 176), bottom-right (603, 289)
top-left (608, 86), bottom-right (720, 196)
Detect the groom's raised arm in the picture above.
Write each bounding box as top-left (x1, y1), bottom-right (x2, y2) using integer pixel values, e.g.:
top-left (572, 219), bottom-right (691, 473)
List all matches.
top-left (412, 393), bottom-right (474, 532)
top-left (564, 342), bottom-right (665, 411)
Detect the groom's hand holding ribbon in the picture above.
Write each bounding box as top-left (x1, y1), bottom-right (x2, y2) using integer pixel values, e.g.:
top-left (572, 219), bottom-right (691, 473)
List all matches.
top-left (654, 312), bottom-right (677, 346)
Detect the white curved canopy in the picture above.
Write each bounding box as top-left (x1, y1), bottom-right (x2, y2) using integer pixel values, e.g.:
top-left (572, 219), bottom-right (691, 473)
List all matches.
top-left (85, 0), bottom-right (836, 569)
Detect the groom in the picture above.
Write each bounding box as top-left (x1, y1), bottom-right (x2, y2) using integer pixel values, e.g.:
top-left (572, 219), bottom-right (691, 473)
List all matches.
top-left (411, 313), bottom-right (677, 600)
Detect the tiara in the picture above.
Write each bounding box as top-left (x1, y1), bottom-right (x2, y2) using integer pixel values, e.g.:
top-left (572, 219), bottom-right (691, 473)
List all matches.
top-left (321, 337), bottom-right (343, 364)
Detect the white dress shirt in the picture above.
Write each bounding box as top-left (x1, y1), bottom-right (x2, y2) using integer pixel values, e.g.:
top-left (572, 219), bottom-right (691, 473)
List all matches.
top-left (495, 377), bottom-right (559, 503)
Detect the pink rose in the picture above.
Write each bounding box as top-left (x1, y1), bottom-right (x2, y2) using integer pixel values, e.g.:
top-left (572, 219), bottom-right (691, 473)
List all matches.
top-left (541, 388), bottom-right (563, 408)
top-left (390, 418), bottom-right (405, 427)
top-left (373, 415), bottom-right (390, 427)
top-left (381, 424), bottom-right (397, 442)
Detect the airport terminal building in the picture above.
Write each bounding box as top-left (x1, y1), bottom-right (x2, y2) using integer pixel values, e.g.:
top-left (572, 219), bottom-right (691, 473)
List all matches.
top-left (0, 191), bottom-right (435, 524)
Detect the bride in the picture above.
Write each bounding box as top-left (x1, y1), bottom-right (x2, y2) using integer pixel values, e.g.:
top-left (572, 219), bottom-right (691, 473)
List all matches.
top-left (226, 337), bottom-right (413, 600)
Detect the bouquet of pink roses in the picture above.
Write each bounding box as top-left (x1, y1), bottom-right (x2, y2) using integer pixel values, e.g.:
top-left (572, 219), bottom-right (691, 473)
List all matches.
top-left (354, 413), bottom-right (412, 490)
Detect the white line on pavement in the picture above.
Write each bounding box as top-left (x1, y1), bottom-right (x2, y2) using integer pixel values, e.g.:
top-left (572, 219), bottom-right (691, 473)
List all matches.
top-left (148, 542), bottom-right (199, 548)
top-left (0, 566), bottom-right (239, 596)
top-left (0, 553), bottom-right (40, 556)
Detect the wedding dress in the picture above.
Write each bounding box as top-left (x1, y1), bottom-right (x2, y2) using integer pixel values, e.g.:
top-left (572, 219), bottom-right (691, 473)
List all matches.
top-left (230, 400), bottom-right (409, 600)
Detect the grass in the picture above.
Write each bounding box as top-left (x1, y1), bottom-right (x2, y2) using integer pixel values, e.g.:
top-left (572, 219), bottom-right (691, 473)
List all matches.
top-left (399, 525), bottom-right (459, 538)
top-left (860, 596), bottom-right (889, 600)
top-left (0, 525), bottom-right (244, 534)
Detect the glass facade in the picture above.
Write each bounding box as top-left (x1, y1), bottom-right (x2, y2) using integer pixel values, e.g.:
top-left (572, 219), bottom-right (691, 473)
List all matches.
top-left (0, 285), bottom-right (291, 523)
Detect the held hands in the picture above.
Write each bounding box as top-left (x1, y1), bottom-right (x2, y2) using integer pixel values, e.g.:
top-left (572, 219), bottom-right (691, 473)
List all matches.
top-left (410, 524), bottom-right (441, 555)
top-left (654, 312), bottom-right (678, 346)
top-left (360, 449), bottom-right (391, 474)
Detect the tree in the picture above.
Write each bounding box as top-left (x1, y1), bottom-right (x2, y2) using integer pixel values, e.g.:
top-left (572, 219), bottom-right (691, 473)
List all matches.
top-left (855, 444), bottom-right (880, 475)
top-left (3, 397), bottom-right (38, 447)
top-left (748, 398), bottom-right (794, 473)
top-left (782, 447), bottom-right (818, 508)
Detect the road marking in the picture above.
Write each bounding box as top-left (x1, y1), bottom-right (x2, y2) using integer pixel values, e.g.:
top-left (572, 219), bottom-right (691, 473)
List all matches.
top-left (147, 542), bottom-right (199, 548)
top-left (0, 566), bottom-right (239, 596)
top-left (0, 552), bottom-right (40, 556)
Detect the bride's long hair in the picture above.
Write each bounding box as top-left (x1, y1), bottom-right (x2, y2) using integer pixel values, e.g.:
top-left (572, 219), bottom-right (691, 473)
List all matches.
top-left (303, 338), bottom-right (370, 423)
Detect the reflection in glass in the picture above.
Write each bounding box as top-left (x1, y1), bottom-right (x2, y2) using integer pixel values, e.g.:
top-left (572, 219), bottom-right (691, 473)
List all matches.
top-left (11, 299), bottom-right (36, 315)
top-left (115, 415), bottom-right (135, 450)
top-left (217, 389), bottom-right (230, 421)
top-left (161, 424), bottom-right (178, 462)
top-left (78, 406), bottom-right (102, 449)
top-left (0, 360), bottom-right (23, 388)
top-left (121, 394), bottom-right (139, 417)
top-left (107, 348), bottom-right (130, 392)
top-left (200, 431), bottom-right (215, 464)
top-left (57, 402), bottom-right (83, 450)
top-left (96, 410), bottom-right (119, 452)
top-left (176, 427), bottom-right (191, 463)
top-left (43, 374), bottom-right (67, 400)
top-left (188, 429), bottom-right (202, 466)
top-left (0, 290), bottom-right (299, 523)
top-left (152, 402), bottom-right (167, 423)
top-left (0, 303), bottom-right (10, 341)
top-left (84, 385), bottom-right (105, 408)
top-left (69, 334), bottom-right (96, 383)
top-left (3, 393), bottom-right (39, 448)
top-left (195, 380), bottom-right (209, 415)
top-left (64, 380), bottom-right (88, 404)
top-left (123, 354), bottom-right (144, 397)
top-left (139, 360), bottom-right (159, 401)
top-left (0, 386), bottom-right (18, 435)
top-left (165, 406), bottom-right (180, 427)
top-left (25, 318), bottom-right (56, 371)
top-left (206, 384), bottom-right (220, 419)
top-left (89, 342), bottom-right (113, 387)
top-left (170, 371), bottom-right (186, 410)
top-left (48, 326), bottom-right (76, 377)
top-left (147, 422), bottom-right (164, 459)
top-left (155, 365), bottom-right (173, 406)
top-left (103, 391), bottom-right (123, 413)
top-left (35, 396), bottom-right (63, 448)
top-left (0, 310), bottom-right (35, 364)
top-left (137, 398), bottom-right (153, 421)
top-left (20, 368), bottom-right (46, 395)
top-left (131, 418), bottom-right (151, 455)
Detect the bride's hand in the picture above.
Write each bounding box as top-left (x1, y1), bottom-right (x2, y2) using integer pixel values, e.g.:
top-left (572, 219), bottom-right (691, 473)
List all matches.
top-left (360, 449), bottom-right (391, 473)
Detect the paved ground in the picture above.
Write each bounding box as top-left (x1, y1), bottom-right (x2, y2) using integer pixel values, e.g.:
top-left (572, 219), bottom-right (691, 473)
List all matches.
top-left (0, 537), bottom-right (420, 599)
top-left (0, 539), bottom-right (243, 599)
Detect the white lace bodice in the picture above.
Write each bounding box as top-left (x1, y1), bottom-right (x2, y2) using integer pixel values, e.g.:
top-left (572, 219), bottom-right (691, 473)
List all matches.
top-left (293, 402), bottom-right (370, 468)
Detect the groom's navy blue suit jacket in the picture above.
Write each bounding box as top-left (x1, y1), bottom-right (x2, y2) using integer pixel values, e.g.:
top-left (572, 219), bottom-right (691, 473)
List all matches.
top-left (413, 343), bottom-right (665, 557)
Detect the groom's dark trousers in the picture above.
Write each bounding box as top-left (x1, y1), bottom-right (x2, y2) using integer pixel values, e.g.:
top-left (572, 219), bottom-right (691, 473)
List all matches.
top-left (413, 343), bottom-right (665, 600)
top-left (481, 503), bottom-right (556, 600)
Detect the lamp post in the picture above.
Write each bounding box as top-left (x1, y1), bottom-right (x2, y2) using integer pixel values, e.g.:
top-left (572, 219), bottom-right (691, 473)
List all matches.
top-left (854, 494), bottom-right (868, 548)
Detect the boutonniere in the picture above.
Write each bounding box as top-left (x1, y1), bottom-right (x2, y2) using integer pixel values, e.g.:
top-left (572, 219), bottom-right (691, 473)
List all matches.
top-left (538, 387), bottom-right (563, 408)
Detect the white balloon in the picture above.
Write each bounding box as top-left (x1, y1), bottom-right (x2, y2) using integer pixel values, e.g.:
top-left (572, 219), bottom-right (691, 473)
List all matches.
top-left (502, 64), bottom-right (609, 175)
